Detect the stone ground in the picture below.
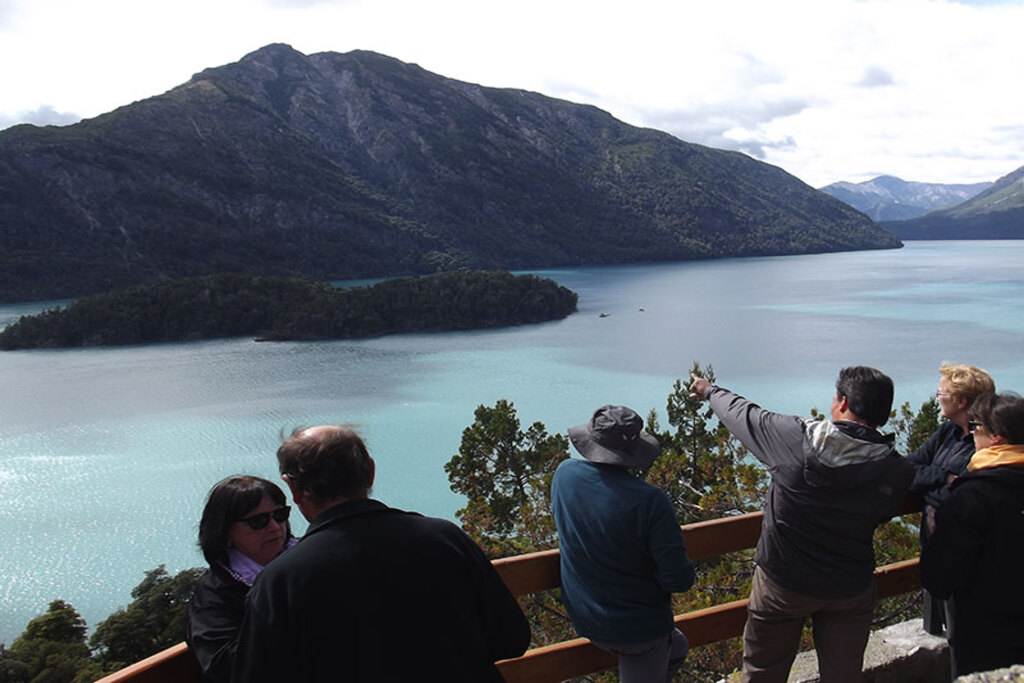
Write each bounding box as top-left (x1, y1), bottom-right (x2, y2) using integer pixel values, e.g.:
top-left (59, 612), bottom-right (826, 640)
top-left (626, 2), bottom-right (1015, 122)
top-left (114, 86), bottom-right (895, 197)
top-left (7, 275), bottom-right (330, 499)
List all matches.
top-left (957, 665), bottom-right (1024, 682)
top-left (788, 619), bottom-right (949, 683)
top-left (720, 619), bottom-right (1022, 682)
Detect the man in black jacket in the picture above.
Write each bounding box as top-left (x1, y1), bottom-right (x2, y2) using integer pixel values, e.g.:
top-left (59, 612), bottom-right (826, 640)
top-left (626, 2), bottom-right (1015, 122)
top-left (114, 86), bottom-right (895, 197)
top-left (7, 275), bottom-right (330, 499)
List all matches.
top-left (690, 366), bottom-right (914, 683)
top-left (232, 425), bottom-right (531, 682)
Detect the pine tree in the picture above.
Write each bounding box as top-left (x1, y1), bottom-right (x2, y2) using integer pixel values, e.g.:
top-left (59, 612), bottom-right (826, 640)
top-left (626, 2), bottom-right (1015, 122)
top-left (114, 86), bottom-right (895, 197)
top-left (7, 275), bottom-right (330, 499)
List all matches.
top-left (3, 600), bottom-right (99, 683)
top-left (89, 566), bottom-right (204, 672)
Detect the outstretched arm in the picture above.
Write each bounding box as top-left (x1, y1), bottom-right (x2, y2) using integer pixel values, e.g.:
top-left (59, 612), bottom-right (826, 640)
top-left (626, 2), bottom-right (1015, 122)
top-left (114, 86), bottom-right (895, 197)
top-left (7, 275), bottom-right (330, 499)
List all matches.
top-left (689, 373), bottom-right (804, 469)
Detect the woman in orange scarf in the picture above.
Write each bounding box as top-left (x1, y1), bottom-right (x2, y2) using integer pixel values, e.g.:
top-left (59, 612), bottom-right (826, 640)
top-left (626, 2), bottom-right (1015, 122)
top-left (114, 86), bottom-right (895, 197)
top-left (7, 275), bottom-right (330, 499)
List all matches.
top-left (922, 392), bottom-right (1024, 678)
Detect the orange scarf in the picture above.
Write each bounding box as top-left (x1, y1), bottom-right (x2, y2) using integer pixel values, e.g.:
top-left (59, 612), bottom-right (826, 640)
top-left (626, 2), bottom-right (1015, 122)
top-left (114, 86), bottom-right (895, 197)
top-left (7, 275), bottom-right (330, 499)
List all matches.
top-left (967, 443), bottom-right (1024, 471)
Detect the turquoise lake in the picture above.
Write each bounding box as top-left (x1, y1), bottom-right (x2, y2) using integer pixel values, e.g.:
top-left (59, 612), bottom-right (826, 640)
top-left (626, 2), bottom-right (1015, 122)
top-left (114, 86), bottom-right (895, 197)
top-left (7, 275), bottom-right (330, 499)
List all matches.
top-left (2, 240), bottom-right (1023, 642)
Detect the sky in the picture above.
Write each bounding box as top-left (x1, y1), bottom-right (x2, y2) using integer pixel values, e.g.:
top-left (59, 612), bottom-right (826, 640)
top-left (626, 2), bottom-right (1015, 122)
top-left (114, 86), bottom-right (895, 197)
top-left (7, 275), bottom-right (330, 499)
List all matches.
top-left (1, 0), bottom-right (1023, 188)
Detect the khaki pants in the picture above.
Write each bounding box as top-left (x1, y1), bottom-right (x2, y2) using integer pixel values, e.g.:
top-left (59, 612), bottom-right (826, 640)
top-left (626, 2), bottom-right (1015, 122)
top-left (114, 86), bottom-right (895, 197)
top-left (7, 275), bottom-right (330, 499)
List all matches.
top-left (742, 566), bottom-right (876, 683)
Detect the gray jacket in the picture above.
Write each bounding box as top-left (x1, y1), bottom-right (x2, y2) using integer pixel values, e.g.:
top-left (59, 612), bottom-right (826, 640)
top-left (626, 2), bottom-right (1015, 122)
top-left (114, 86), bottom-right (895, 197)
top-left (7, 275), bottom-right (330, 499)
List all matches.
top-left (707, 386), bottom-right (914, 598)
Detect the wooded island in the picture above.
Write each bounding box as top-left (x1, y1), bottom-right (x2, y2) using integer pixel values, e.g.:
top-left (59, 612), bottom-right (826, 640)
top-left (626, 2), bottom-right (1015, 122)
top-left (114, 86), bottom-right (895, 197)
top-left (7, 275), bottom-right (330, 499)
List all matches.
top-left (0, 271), bottom-right (578, 350)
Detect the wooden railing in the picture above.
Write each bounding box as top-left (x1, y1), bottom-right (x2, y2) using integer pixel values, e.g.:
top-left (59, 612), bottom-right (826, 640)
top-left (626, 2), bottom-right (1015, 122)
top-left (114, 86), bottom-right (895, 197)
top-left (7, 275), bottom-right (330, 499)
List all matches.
top-left (97, 505), bottom-right (922, 683)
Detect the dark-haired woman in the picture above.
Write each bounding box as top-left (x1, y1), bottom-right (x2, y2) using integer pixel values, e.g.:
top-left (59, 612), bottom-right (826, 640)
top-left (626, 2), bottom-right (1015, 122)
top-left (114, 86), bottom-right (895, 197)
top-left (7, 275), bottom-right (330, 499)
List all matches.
top-left (186, 475), bottom-right (296, 683)
top-left (922, 392), bottom-right (1024, 677)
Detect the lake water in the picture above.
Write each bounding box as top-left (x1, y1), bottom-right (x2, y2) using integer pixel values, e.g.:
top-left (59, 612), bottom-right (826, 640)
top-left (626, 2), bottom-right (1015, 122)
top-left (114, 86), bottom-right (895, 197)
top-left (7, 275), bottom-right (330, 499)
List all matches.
top-left (2, 240), bottom-right (1023, 642)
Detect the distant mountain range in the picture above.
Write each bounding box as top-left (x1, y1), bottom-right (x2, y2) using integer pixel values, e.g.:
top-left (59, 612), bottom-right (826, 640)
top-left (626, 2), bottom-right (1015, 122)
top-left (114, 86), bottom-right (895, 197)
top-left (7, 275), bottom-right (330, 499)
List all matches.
top-left (819, 167), bottom-right (1024, 239)
top-left (0, 44), bottom-right (899, 302)
top-left (818, 176), bottom-right (992, 221)
top-left (881, 165), bottom-right (1024, 239)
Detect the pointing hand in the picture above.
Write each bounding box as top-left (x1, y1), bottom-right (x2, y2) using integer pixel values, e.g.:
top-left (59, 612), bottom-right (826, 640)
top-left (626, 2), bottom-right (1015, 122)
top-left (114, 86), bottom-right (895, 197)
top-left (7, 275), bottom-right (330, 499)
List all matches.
top-left (689, 373), bottom-right (711, 400)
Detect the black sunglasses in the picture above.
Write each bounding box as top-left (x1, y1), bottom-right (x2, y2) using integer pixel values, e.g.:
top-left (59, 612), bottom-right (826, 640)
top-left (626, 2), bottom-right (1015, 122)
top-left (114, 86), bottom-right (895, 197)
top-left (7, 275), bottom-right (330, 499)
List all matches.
top-left (238, 506), bottom-right (290, 530)
top-left (967, 420), bottom-right (982, 434)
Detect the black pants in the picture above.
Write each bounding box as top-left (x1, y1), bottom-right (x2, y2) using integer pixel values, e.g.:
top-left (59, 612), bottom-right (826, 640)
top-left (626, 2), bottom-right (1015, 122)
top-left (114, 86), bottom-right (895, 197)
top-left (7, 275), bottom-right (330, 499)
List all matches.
top-left (921, 506), bottom-right (952, 637)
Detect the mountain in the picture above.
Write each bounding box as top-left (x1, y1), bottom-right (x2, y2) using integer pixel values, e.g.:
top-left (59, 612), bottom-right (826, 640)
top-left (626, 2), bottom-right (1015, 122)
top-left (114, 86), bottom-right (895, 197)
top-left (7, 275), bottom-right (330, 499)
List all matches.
top-left (883, 165), bottom-right (1024, 239)
top-left (0, 44), bottom-right (900, 302)
top-left (819, 175), bottom-right (991, 221)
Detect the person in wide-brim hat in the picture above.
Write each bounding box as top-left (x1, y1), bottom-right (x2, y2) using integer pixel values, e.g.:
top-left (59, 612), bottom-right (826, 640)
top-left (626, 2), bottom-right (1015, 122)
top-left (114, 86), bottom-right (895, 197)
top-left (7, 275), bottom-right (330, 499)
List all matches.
top-left (568, 404), bottom-right (662, 468)
top-left (552, 405), bottom-right (693, 681)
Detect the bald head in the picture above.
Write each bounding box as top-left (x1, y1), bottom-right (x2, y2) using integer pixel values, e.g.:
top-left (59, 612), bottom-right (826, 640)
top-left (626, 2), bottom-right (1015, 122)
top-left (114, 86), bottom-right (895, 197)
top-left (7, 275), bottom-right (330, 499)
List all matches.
top-left (277, 425), bottom-right (375, 512)
top-left (298, 425), bottom-right (338, 440)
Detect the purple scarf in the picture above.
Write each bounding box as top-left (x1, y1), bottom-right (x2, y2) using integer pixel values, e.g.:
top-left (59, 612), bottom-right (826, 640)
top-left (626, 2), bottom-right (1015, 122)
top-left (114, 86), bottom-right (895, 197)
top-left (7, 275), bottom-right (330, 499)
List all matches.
top-left (220, 537), bottom-right (298, 587)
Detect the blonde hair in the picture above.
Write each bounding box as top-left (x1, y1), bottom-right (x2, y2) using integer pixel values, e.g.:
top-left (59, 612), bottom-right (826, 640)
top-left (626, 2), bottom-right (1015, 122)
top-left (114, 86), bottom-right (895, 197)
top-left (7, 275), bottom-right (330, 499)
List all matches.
top-left (939, 363), bottom-right (995, 407)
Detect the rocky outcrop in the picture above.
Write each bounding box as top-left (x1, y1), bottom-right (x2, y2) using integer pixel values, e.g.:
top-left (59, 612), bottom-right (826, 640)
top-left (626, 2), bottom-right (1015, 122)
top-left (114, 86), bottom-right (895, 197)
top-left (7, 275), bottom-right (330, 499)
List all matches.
top-left (958, 665), bottom-right (1024, 682)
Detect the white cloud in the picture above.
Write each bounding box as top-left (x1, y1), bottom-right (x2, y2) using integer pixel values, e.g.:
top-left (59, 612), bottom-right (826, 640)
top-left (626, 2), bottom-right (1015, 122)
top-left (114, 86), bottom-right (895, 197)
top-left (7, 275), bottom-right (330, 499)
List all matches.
top-left (0, 105), bottom-right (80, 129)
top-left (857, 67), bottom-right (895, 88)
top-left (260, 0), bottom-right (357, 6)
top-left (0, 0), bottom-right (1022, 187)
top-left (0, 1), bottom-right (17, 28)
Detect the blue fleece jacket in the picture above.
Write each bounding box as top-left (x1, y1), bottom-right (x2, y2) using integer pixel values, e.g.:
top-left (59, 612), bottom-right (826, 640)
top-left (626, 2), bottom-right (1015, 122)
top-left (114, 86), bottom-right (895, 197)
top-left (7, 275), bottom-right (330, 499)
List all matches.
top-left (551, 458), bottom-right (695, 643)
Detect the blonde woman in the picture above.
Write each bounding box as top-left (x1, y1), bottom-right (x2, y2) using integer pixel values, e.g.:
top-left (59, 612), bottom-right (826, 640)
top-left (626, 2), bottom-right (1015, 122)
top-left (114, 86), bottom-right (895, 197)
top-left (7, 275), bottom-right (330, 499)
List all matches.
top-left (908, 363), bottom-right (994, 635)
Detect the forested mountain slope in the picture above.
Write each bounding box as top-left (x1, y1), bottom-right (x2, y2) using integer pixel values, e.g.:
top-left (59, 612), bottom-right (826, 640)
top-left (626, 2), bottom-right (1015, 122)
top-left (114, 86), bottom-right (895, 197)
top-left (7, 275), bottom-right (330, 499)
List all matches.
top-left (0, 44), bottom-right (900, 302)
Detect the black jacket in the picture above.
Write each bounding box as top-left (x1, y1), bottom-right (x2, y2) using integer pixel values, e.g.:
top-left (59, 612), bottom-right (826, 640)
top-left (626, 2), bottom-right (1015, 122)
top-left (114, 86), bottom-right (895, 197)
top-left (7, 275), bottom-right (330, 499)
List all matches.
top-left (908, 419), bottom-right (975, 509)
top-left (186, 566), bottom-right (249, 683)
top-left (921, 463), bottom-right (1024, 676)
top-left (232, 499), bottom-right (531, 682)
top-left (708, 386), bottom-right (915, 598)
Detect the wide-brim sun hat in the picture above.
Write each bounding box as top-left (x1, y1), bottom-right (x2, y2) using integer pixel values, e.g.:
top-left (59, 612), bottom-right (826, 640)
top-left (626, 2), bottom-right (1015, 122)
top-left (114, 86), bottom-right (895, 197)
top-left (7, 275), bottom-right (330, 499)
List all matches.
top-left (568, 404), bottom-right (661, 468)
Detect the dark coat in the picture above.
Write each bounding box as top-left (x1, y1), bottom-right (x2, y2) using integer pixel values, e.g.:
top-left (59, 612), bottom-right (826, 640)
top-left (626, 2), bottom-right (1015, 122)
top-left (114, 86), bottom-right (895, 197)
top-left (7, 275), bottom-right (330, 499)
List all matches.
top-left (908, 419), bottom-right (975, 508)
top-left (232, 498), bottom-right (531, 682)
top-left (186, 567), bottom-right (249, 683)
top-left (707, 386), bottom-right (915, 598)
top-left (921, 463), bottom-right (1024, 676)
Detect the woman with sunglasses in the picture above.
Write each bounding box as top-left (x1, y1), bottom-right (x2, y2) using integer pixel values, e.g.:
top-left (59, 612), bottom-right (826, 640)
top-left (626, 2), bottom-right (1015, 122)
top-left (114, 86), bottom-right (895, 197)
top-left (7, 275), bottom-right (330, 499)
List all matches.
top-left (186, 475), bottom-right (297, 683)
top-left (922, 392), bottom-right (1024, 677)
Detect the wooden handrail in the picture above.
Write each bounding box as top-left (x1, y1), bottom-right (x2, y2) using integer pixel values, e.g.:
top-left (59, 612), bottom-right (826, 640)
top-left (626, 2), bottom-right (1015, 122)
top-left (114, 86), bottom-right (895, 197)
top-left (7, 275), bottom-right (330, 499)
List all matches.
top-left (95, 642), bottom-right (200, 683)
top-left (495, 557), bottom-right (922, 682)
top-left (492, 511), bottom-right (764, 596)
top-left (96, 506), bottom-right (924, 683)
